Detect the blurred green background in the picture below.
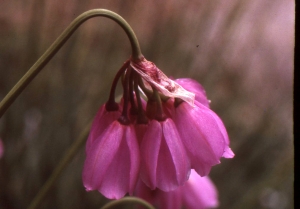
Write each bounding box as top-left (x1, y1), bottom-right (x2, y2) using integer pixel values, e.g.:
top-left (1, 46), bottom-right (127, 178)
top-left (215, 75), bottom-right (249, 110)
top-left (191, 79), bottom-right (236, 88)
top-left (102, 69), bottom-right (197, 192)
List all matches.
top-left (0, 0), bottom-right (294, 208)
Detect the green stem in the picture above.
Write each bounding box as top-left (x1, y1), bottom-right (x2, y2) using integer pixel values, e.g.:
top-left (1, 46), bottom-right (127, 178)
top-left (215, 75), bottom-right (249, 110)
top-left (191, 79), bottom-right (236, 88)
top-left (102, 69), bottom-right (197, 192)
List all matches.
top-left (137, 76), bottom-right (153, 99)
top-left (100, 197), bottom-right (155, 209)
top-left (0, 9), bottom-right (143, 118)
top-left (106, 60), bottom-right (130, 111)
top-left (27, 122), bottom-right (91, 209)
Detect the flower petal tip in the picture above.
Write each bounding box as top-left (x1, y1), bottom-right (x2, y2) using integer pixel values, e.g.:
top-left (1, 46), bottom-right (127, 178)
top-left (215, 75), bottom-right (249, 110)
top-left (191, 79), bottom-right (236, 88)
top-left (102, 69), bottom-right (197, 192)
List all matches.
top-left (223, 148), bottom-right (235, 158)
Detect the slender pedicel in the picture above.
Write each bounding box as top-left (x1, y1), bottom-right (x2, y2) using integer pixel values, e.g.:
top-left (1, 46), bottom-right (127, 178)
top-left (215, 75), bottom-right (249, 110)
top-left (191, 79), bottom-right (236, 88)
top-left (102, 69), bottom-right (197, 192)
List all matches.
top-left (128, 67), bottom-right (138, 115)
top-left (106, 60), bottom-right (130, 111)
top-left (0, 9), bottom-right (143, 118)
top-left (137, 76), bottom-right (153, 99)
top-left (118, 68), bottom-right (132, 125)
top-left (134, 72), bottom-right (148, 124)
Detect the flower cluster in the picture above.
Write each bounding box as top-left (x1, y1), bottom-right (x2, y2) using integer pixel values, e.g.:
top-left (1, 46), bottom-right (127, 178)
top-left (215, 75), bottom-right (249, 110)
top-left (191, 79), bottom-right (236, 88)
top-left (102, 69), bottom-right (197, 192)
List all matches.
top-left (82, 57), bottom-right (234, 200)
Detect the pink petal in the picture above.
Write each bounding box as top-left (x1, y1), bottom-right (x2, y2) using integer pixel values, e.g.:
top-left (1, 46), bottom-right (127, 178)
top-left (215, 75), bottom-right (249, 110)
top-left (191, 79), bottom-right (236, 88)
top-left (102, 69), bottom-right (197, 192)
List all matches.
top-left (155, 189), bottom-right (182, 209)
top-left (83, 121), bottom-right (140, 199)
top-left (134, 179), bottom-right (182, 209)
top-left (162, 98), bottom-right (175, 118)
top-left (175, 78), bottom-right (210, 108)
top-left (134, 170), bottom-right (218, 209)
top-left (99, 130), bottom-right (130, 199)
top-left (134, 179), bottom-right (156, 205)
top-left (159, 119), bottom-right (189, 190)
top-left (125, 126), bottom-right (141, 195)
top-left (134, 124), bottom-right (148, 145)
top-left (182, 170), bottom-right (219, 209)
top-left (86, 105), bottom-right (120, 152)
top-left (195, 100), bottom-right (234, 159)
top-left (83, 121), bottom-right (123, 191)
top-left (140, 120), bottom-right (162, 190)
top-left (174, 102), bottom-right (225, 176)
top-left (223, 147), bottom-right (235, 158)
top-left (140, 119), bottom-right (189, 191)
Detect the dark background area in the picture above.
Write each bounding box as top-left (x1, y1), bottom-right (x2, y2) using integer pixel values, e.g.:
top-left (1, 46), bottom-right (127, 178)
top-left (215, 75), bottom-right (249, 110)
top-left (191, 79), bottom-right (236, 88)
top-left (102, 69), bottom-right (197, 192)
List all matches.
top-left (0, 0), bottom-right (294, 208)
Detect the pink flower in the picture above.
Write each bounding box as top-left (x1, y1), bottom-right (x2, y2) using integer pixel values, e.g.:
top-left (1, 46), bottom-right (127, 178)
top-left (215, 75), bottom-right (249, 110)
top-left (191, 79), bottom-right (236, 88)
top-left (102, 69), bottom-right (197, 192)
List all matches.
top-left (82, 58), bottom-right (233, 199)
top-left (85, 104), bottom-right (120, 152)
top-left (140, 118), bottom-right (189, 191)
top-left (134, 169), bottom-right (219, 209)
top-left (0, 138), bottom-right (4, 159)
top-left (174, 100), bottom-right (234, 176)
top-left (82, 119), bottom-right (140, 199)
top-left (182, 170), bottom-right (219, 209)
top-left (176, 78), bottom-right (234, 158)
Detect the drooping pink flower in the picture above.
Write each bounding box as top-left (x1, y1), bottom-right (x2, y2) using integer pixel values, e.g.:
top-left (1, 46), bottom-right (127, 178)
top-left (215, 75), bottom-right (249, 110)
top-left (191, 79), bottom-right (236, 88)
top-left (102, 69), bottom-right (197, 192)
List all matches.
top-left (175, 78), bottom-right (234, 160)
top-left (134, 179), bottom-right (182, 209)
top-left (85, 104), bottom-right (120, 152)
top-left (83, 56), bottom-right (234, 200)
top-left (0, 138), bottom-right (4, 159)
top-left (174, 100), bottom-right (234, 176)
top-left (134, 169), bottom-right (219, 209)
top-left (82, 120), bottom-right (140, 199)
top-left (175, 78), bottom-right (234, 158)
top-left (182, 170), bottom-right (219, 209)
top-left (140, 118), bottom-right (190, 192)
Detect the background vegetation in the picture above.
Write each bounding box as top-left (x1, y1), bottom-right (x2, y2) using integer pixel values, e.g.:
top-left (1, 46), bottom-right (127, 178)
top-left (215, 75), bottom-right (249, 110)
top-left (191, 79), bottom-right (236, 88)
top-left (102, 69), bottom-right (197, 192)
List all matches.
top-left (0, 0), bottom-right (294, 208)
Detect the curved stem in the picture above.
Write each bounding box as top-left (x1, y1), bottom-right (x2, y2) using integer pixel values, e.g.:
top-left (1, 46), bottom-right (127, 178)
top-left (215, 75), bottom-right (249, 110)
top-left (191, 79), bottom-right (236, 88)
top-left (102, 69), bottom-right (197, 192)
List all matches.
top-left (129, 67), bottom-right (138, 115)
top-left (27, 121), bottom-right (92, 209)
top-left (134, 73), bottom-right (148, 124)
top-left (106, 60), bottom-right (130, 111)
top-left (0, 9), bottom-right (143, 118)
top-left (137, 76), bottom-right (153, 99)
top-left (118, 68), bottom-right (132, 125)
top-left (100, 197), bottom-right (155, 209)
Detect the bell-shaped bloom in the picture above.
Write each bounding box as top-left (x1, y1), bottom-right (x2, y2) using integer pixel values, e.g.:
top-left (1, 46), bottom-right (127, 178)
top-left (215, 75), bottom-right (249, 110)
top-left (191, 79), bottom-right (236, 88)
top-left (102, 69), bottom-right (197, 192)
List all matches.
top-left (82, 120), bottom-right (140, 199)
top-left (174, 100), bottom-right (234, 176)
top-left (181, 170), bottom-right (219, 209)
top-left (175, 78), bottom-right (210, 108)
top-left (0, 138), bottom-right (3, 159)
top-left (134, 169), bottom-right (219, 209)
top-left (134, 179), bottom-right (182, 209)
top-left (85, 104), bottom-right (120, 152)
top-left (140, 118), bottom-right (190, 192)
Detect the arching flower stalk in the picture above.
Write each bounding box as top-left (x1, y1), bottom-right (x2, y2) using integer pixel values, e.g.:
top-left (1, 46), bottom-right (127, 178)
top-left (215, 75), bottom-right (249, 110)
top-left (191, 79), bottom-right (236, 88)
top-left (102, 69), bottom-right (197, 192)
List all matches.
top-left (0, 8), bottom-right (234, 207)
